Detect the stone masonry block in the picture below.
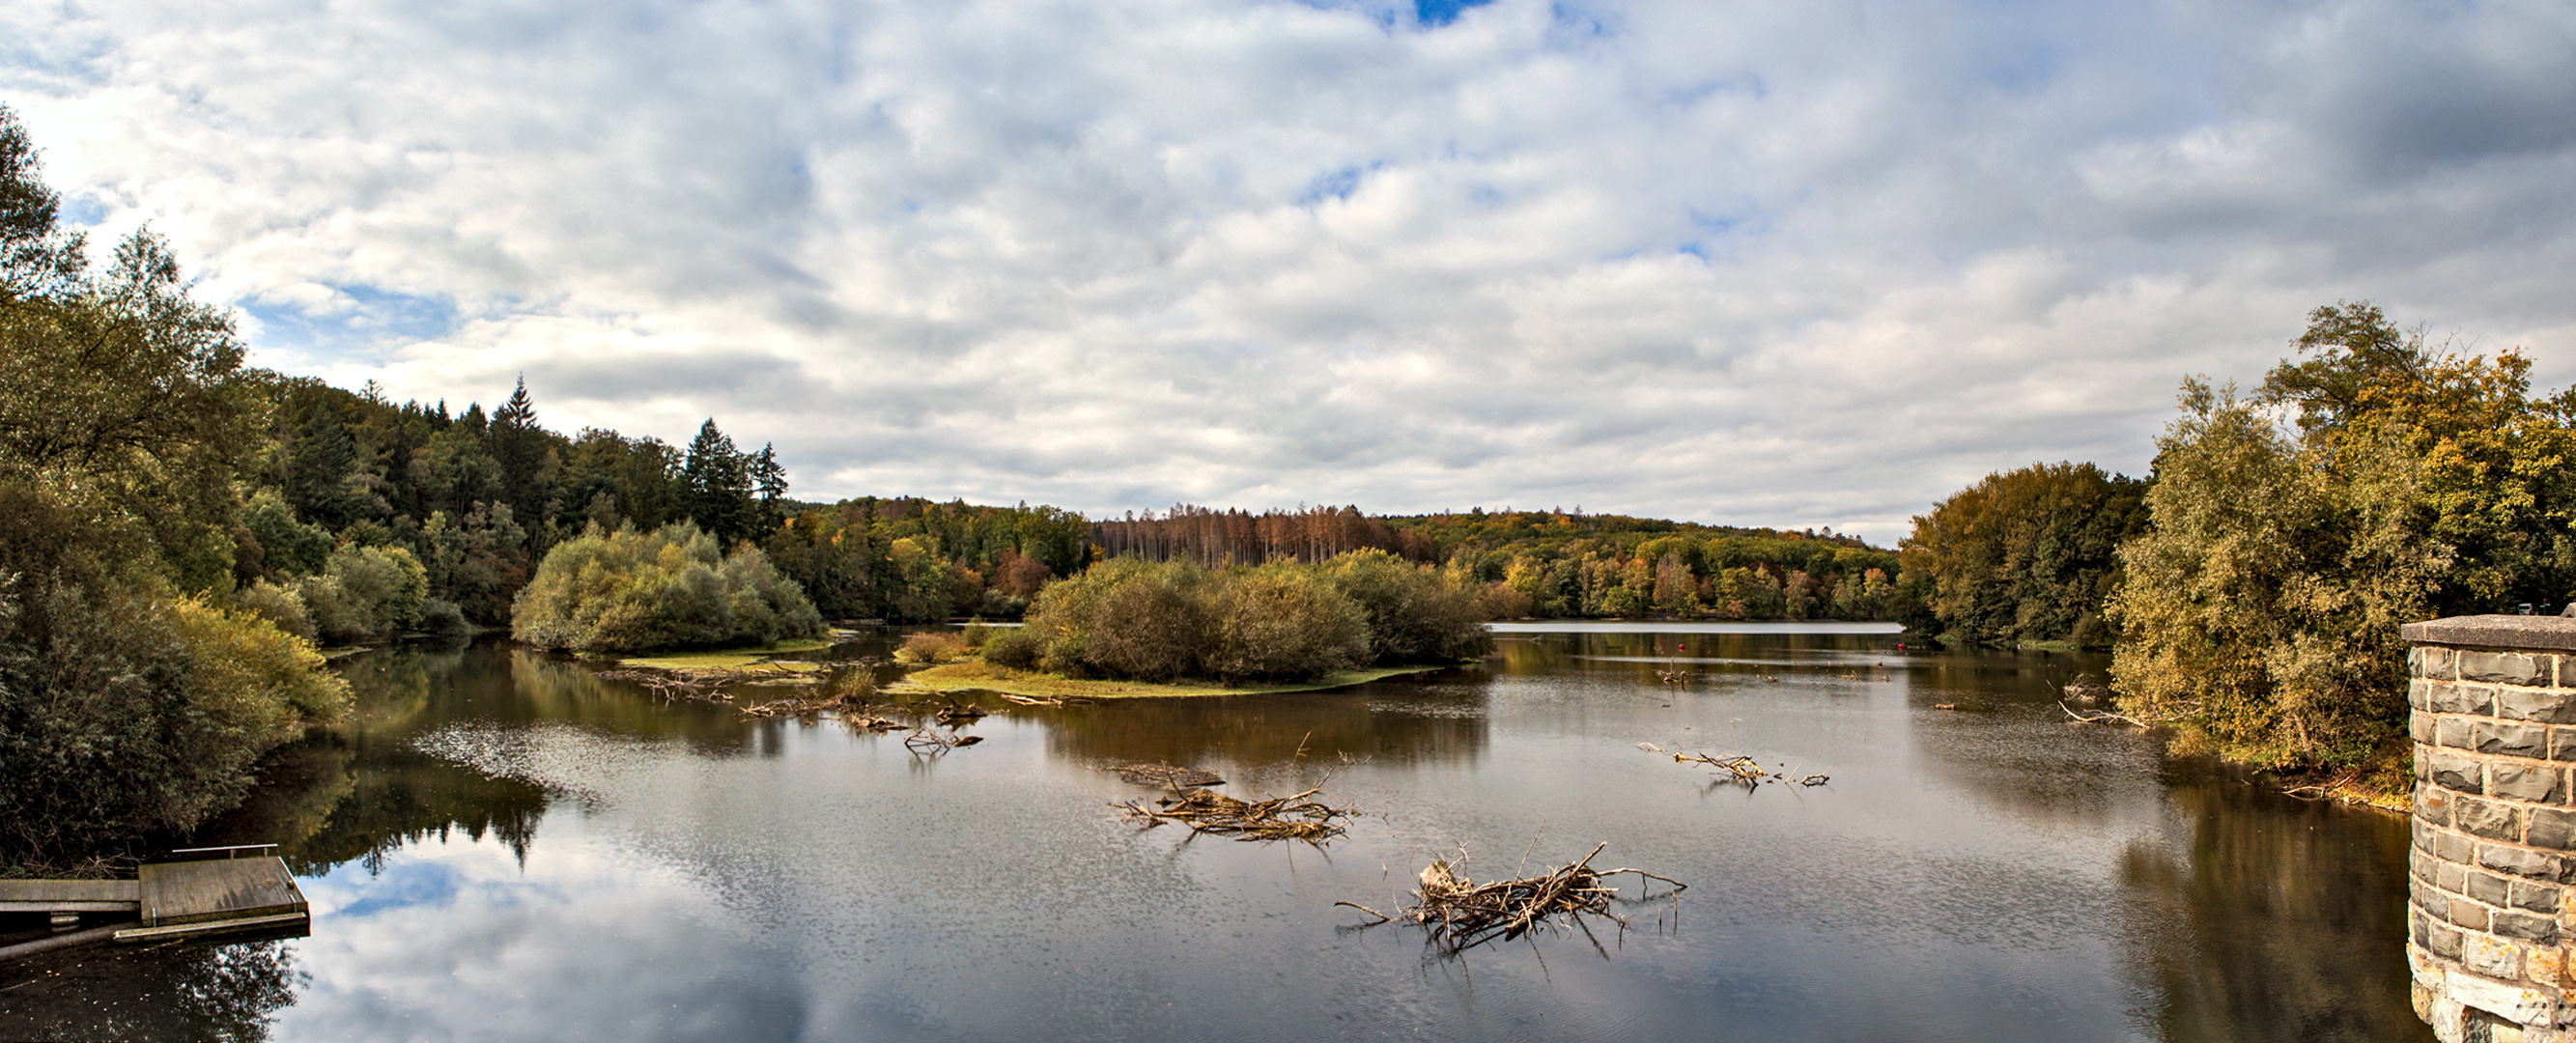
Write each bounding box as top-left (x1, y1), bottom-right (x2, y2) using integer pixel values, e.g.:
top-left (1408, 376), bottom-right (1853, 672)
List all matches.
top-left (2415, 906), bottom-right (2433, 947)
top-left (2431, 917), bottom-right (2465, 959)
top-left (2529, 807), bottom-right (2576, 850)
top-left (2415, 714), bottom-right (2438, 744)
top-left (2479, 842), bottom-right (2561, 882)
top-left (2465, 651), bottom-right (2551, 687)
top-left (2496, 688), bottom-right (2576, 725)
top-left (2423, 646), bottom-right (2458, 682)
top-left (2428, 748), bottom-right (2486, 794)
top-left (2438, 829), bottom-right (2477, 863)
top-left (2431, 683), bottom-right (2491, 716)
top-left (2413, 876), bottom-right (2440, 910)
top-left (2529, 945), bottom-right (2566, 990)
top-left (2419, 817), bottom-right (2440, 853)
top-left (2494, 909), bottom-right (2560, 944)
top-left (2451, 895), bottom-right (2492, 932)
top-left (2465, 932), bottom-right (2525, 979)
top-left (2439, 717), bottom-right (2477, 749)
top-left (2421, 783), bottom-right (2457, 827)
top-left (2563, 655), bottom-right (2576, 689)
top-left (2555, 728), bottom-right (2576, 762)
top-left (2462, 799), bottom-right (2528, 842)
top-left (2413, 646), bottom-right (2425, 678)
top-left (2470, 870), bottom-right (2511, 906)
top-left (2442, 861), bottom-right (2468, 891)
top-left (2414, 678), bottom-right (2432, 711)
top-left (2508, 880), bottom-right (2560, 914)
top-left (2493, 764), bottom-right (2566, 804)
top-left (2482, 721), bottom-right (2551, 757)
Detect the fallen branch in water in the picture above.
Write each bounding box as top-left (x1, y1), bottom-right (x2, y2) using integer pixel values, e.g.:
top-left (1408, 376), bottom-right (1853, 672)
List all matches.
top-left (903, 727), bottom-right (984, 752)
top-left (998, 691), bottom-right (1099, 707)
top-left (1669, 751), bottom-right (1828, 787)
top-left (1116, 784), bottom-right (1353, 844)
top-left (1345, 843), bottom-right (1685, 955)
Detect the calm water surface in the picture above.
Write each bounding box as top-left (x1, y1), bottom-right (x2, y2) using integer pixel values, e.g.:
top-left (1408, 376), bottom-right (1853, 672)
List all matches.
top-left (2, 624), bottom-right (2430, 1042)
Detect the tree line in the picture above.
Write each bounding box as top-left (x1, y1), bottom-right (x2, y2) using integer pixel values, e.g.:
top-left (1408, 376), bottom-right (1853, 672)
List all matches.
top-left (1903, 301), bottom-right (2576, 782)
top-left (1418, 511), bottom-right (1909, 622)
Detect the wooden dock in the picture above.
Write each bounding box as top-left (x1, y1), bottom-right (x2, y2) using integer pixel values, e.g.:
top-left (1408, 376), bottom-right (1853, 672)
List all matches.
top-left (0, 845), bottom-right (307, 957)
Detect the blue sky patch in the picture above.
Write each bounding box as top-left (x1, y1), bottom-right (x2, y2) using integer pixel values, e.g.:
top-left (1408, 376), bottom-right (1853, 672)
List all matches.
top-left (1297, 164), bottom-right (1373, 206)
top-left (243, 283), bottom-right (461, 357)
top-left (1415, 0), bottom-right (1494, 27)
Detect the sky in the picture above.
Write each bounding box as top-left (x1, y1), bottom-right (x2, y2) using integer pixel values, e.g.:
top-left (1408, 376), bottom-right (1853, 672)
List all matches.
top-left (3, 0), bottom-right (2572, 544)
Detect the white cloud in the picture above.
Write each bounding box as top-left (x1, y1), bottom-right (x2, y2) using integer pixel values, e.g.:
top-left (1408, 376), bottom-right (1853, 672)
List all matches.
top-left (4, 0), bottom-right (2571, 542)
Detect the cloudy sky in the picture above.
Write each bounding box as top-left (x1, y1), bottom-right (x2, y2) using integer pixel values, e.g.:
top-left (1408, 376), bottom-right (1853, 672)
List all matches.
top-left (4, 0), bottom-right (2571, 542)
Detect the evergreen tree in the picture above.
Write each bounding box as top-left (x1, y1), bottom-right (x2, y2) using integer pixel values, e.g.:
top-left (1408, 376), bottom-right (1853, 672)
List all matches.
top-left (751, 442), bottom-right (788, 530)
top-left (284, 403), bottom-right (361, 531)
top-left (488, 375), bottom-right (554, 548)
top-left (683, 419), bottom-right (752, 544)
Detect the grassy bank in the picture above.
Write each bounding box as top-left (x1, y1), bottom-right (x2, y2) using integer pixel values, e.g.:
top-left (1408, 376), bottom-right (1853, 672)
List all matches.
top-left (890, 659), bottom-right (1452, 698)
top-left (614, 637), bottom-right (837, 672)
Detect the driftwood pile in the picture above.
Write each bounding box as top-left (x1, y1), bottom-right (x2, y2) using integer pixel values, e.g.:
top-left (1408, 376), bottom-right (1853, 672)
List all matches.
top-left (1339, 842), bottom-right (1685, 955)
top-left (599, 669), bottom-right (733, 702)
top-left (1117, 784), bottom-right (1354, 844)
top-left (1671, 750), bottom-right (1828, 788)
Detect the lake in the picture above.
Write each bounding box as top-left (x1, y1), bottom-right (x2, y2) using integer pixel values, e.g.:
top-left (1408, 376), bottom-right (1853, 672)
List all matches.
top-left (1, 624), bottom-right (2431, 1042)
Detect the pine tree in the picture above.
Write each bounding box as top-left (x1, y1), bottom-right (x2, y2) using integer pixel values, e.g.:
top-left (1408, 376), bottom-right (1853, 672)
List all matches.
top-left (750, 442), bottom-right (788, 530)
top-left (285, 403), bottom-right (362, 531)
top-left (684, 419), bottom-right (752, 544)
top-left (488, 376), bottom-right (553, 550)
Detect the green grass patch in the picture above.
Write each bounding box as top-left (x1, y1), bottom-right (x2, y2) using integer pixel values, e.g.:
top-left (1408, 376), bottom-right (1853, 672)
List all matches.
top-left (616, 637), bottom-right (837, 672)
top-left (890, 659), bottom-right (1452, 698)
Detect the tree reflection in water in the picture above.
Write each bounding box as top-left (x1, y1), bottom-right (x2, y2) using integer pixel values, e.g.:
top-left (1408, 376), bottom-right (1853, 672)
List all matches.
top-left (2117, 760), bottom-right (2426, 1042)
top-left (0, 938), bottom-right (303, 1042)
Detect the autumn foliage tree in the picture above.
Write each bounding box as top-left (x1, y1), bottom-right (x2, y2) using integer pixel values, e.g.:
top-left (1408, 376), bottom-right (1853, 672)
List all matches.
top-left (2110, 302), bottom-right (2576, 775)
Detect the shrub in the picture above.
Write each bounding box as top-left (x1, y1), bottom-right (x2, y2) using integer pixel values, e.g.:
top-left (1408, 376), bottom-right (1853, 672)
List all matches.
top-left (1326, 550), bottom-right (1496, 665)
top-left (897, 632), bottom-right (969, 663)
top-left (297, 544), bottom-right (428, 643)
top-left (416, 597), bottom-right (469, 636)
top-left (1002, 551), bottom-right (1491, 685)
top-left (236, 579), bottom-right (315, 642)
top-left (512, 522), bottom-right (825, 653)
top-left (1205, 566), bottom-right (1368, 681)
top-left (982, 624), bottom-right (1044, 669)
top-left (0, 579), bottom-right (350, 860)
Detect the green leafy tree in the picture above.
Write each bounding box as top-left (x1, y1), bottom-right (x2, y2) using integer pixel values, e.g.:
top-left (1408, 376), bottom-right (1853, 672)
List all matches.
top-left (2112, 301), bottom-right (2576, 776)
top-left (1899, 462), bottom-right (2148, 646)
top-left (511, 522), bottom-right (823, 653)
top-left (0, 108), bottom-right (349, 861)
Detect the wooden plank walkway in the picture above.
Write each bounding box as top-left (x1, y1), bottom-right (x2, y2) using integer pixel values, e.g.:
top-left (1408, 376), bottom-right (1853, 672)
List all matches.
top-left (115, 857), bottom-right (307, 941)
top-left (0, 849), bottom-right (309, 959)
top-left (0, 878), bottom-right (139, 914)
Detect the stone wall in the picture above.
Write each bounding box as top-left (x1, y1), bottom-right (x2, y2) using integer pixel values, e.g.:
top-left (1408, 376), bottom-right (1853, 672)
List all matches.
top-left (2407, 614), bottom-right (2576, 1043)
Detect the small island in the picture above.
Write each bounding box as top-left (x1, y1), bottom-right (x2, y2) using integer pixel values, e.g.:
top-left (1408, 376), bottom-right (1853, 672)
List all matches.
top-left (888, 550), bottom-right (1499, 699)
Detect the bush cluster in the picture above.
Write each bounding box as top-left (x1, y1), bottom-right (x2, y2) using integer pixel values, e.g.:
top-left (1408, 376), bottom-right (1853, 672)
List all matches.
top-left (0, 574), bottom-right (349, 860)
top-left (984, 551), bottom-right (1493, 683)
top-left (511, 522), bottom-right (825, 653)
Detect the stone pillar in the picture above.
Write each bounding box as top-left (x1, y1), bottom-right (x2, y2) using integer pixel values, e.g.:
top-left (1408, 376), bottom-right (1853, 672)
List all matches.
top-left (2406, 615), bottom-right (2576, 1043)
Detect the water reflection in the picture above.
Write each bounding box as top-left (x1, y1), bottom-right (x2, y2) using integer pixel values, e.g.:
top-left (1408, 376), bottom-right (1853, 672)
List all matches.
top-left (0, 629), bottom-right (2433, 1042)
top-left (2118, 761), bottom-right (2421, 1043)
